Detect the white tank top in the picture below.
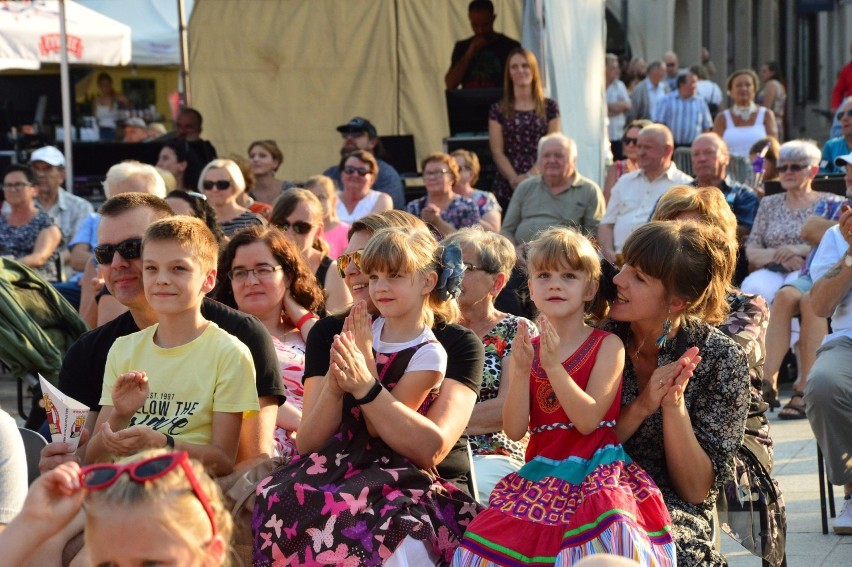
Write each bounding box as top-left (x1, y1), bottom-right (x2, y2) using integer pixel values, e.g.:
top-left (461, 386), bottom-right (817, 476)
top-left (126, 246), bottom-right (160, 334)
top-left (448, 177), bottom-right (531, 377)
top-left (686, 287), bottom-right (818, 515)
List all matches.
top-left (722, 107), bottom-right (767, 158)
top-left (94, 101), bottom-right (119, 129)
top-left (336, 190), bottom-right (382, 225)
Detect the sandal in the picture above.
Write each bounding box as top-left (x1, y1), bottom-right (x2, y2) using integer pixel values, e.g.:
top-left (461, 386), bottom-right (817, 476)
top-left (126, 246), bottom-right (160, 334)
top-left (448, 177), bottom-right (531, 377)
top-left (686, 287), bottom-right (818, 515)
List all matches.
top-left (778, 391), bottom-right (807, 420)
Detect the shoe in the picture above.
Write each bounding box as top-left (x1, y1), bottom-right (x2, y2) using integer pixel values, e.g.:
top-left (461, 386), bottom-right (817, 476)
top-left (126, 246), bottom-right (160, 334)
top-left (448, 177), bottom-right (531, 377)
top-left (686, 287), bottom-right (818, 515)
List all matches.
top-left (778, 391), bottom-right (807, 420)
top-left (834, 497), bottom-right (852, 535)
top-left (762, 384), bottom-right (781, 412)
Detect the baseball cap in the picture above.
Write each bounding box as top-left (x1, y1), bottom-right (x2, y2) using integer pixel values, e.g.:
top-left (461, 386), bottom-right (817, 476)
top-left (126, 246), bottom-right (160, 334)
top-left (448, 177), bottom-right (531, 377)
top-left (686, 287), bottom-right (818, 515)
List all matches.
top-left (125, 117), bottom-right (147, 128)
top-left (336, 117), bottom-right (377, 138)
top-left (29, 146), bottom-right (65, 167)
top-left (834, 152), bottom-right (852, 168)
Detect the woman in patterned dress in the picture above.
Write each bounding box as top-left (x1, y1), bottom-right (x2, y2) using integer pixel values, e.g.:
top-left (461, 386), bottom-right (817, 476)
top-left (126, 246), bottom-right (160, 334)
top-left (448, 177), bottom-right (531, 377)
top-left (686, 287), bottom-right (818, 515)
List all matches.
top-left (215, 225), bottom-right (324, 459)
top-left (489, 48), bottom-right (561, 210)
top-left (454, 227), bottom-right (676, 566)
top-left (406, 153), bottom-right (480, 239)
top-left (443, 227), bottom-right (535, 504)
top-left (451, 149), bottom-right (502, 233)
top-left (605, 221), bottom-right (752, 566)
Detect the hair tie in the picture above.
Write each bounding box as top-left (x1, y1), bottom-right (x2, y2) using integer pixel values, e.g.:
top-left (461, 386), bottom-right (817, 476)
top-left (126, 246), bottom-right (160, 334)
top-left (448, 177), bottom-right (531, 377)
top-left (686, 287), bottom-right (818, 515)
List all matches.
top-left (434, 242), bottom-right (465, 301)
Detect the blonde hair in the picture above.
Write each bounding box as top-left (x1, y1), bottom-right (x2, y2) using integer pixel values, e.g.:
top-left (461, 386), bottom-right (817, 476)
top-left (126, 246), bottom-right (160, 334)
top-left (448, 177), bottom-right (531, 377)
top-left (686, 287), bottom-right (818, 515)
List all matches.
top-left (360, 227), bottom-right (459, 327)
top-left (198, 159), bottom-right (246, 195)
top-left (450, 149), bottom-right (480, 186)
top-left (621, 221), bottom-right (733, 325)
top-left (269, 188), bottom-right (329, 256)
top-left (303, 175), bottom-right (339, 222)
top-left (421, 152), bottom-right (461, 186)
top-left (652, 185), bottom-right (738, 243)
top-left (84, 450), bottom-right (232, 557)
top-left (143, 216), bottom-right (218, 273)
top-left (526, 226), bottom-right (605, 320)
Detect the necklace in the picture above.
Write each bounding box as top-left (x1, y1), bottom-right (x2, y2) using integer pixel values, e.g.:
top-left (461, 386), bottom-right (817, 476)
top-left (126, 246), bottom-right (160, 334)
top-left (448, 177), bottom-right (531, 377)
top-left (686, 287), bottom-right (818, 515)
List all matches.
top-left (731, 102), bottom-right (758, 121)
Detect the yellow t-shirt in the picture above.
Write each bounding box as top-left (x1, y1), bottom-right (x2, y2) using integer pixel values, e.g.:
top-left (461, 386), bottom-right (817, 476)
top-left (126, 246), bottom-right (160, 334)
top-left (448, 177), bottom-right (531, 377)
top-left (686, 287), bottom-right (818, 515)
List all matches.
top-left (100, 322), bottom-right (259, 446)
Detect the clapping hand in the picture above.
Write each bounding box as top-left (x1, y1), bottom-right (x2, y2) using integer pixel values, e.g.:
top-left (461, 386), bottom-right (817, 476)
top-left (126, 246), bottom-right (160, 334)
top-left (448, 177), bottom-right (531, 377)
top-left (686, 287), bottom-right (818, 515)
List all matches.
top-left (537, 316), bottom-right (562, 374)
top-left (99, 422), bottom-right (165, 456)
top-left (343, 300), bottom-right (373, 357)
top-left (640, 347), bottom-right (701, 414)
top-left (331, 332), bottom-right (376, 399)
top-left (509, 319), bottom-right (534, 380)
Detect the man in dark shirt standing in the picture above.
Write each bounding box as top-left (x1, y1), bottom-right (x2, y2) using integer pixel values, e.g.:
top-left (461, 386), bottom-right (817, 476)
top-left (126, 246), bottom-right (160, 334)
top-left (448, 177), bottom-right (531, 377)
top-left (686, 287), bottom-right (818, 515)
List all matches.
top-left (445, 0), bottom-right (520, 90)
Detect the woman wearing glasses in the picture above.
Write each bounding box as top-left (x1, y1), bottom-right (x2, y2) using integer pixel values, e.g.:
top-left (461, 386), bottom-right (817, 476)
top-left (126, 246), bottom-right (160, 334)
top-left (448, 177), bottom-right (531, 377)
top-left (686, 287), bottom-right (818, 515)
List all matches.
top-left (216, 225), bottom-right (324, 458)
top-left (336, 150), bottom-right (393, 225)
top-left (451, 149), bottom-right (501, 232)
top-left (443, 227), bottom-right (535, 503)
top-left (0, 165), bottom-right (62, 282)
top-left (406, 152), bottom-right (480, 239)
top-left (198, 159), bottom-right (264, 238)
top-left (270, 189), bottom-right (351, 313)
top-left (603, 119), bottom-right (652, 202)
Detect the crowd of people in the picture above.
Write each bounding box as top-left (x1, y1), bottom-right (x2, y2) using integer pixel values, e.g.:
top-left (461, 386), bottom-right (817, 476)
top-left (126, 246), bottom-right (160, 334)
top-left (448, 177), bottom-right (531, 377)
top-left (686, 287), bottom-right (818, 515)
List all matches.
top-left (2, 2), bottom-right (852, 566)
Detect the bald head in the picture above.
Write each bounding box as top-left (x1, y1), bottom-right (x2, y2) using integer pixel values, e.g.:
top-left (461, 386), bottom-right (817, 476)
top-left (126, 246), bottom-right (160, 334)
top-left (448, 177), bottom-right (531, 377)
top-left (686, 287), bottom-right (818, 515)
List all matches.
top-left (637, 125), bottom-right (674, 177)
top-left (663, 51), bottom-right (680, 77)
top-left (691, 133), bottom-right (730, 185)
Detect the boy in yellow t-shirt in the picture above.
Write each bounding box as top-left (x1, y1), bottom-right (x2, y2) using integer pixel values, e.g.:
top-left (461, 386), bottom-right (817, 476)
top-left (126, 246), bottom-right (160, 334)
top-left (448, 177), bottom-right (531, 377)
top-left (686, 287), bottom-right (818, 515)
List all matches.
top-left (86, 216), bottom-right (258, 475)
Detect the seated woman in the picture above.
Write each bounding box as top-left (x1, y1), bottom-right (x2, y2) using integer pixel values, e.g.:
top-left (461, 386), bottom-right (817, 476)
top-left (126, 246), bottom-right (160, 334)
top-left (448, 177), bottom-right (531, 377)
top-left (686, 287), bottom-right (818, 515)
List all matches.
top-left (407, 152), bottom-right (480, 239)
top-left (252, 226), bottom-right (479, 565)
top-left (0, 165), bottom-right (62, 282)
top-left (336, 150), bottom-right (393, 225)
top-left (451, 149), bottom-right (501, 233)
top-left (164, 190), bottom-right (225, 245)
top-left (216, 225), bottom-right (324, 458)
top-left (248, 139), bottom-right (294, 205)
top-left (443, 227), bottom-right (535, 503)
top-left (606, 221), bottom-right (751, 565)
top-left (198, 159), bottom-right (265, 238)
top-left (304, 174), bottom-right (350, 260)
top-left (270, 189), bottom-right (351, 313)
top-left (157, 139), bottom-right (202, 191)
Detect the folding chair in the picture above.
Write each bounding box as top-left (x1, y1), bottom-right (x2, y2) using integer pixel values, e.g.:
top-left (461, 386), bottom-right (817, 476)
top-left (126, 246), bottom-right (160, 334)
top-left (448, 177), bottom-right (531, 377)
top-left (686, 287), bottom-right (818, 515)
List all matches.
top-left (18, 427), bottom-right (47, 485)
top-left (817, 444), bottom-right (836, 535)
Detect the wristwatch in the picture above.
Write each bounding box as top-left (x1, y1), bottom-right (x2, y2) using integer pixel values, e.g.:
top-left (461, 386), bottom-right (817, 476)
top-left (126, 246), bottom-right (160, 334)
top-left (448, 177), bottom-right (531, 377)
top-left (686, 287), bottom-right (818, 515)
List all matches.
top-left (354, 379), bottom-right (383, 405)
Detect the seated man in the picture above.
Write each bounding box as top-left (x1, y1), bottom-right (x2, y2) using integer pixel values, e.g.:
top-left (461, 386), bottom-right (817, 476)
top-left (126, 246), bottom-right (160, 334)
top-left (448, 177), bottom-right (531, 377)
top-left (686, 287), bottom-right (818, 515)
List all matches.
top-left (820, 98), bottom-right (852, 174)
top-left (323, 117), bottom-right (405, 209)
top-left (804, 203), bottom-right (852, 535)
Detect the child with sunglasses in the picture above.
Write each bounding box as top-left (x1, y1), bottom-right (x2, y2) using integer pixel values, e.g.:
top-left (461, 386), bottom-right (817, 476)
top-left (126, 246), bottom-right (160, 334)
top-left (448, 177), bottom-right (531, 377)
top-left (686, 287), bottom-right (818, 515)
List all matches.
top-left (252, 227), bottom-right (479, 565)
top-left (86, 217), bottom-right (259, 475)
top-left (0, 451), bottom-right (231, 567)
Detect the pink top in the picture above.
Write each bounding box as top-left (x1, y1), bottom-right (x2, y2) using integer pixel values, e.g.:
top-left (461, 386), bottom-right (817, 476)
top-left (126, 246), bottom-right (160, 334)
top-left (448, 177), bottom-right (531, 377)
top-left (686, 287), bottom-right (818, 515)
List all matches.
top-left (323, 221), bottom-right (351, 260)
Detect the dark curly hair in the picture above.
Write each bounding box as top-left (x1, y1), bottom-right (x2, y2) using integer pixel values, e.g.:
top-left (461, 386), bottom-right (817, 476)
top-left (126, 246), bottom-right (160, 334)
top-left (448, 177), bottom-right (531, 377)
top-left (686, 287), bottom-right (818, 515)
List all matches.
top-left (215, 225), bottom-right (325, 315)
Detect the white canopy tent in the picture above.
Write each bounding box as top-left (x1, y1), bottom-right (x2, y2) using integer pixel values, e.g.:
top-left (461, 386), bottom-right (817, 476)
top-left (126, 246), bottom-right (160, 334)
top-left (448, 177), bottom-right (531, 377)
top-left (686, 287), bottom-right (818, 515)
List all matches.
top-left (0, 0), bottom-right (131, 183)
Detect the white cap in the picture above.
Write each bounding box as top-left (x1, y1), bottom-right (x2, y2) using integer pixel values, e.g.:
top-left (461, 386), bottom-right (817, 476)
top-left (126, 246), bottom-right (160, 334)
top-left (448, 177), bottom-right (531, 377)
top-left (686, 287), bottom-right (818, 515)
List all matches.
top-left (29, 146), bottom-right (65, 167)
top-left (834, 152), bottom-right (852, 168)
top-left (125, 117), bottom-right (147, 128)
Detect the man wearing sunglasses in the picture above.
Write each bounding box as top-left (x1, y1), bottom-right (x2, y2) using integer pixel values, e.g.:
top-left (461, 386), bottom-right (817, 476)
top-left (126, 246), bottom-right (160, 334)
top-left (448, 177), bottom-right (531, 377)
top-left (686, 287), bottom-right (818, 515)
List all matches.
top-left (820, 98), bottom-right (852, 174)
top-left (40, 193), bottom-right (282, 473)
top-left (323, 116), bottom-right (405, 209)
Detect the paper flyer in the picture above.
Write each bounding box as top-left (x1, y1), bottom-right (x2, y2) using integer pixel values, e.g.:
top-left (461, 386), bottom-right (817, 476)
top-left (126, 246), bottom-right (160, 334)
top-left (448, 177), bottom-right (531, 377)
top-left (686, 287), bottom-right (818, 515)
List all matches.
top-left (39, 375), bottom-right (89, 451)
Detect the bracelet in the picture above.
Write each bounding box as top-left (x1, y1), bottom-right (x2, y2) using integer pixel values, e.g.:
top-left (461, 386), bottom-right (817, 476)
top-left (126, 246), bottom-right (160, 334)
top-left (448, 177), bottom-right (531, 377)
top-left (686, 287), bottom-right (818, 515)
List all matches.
top-left (354, 379), bottom-right (383, 405)
top-left (163, 434), bottom-right (175, 449)
top-left (295, 312), bottom-right (318, 331)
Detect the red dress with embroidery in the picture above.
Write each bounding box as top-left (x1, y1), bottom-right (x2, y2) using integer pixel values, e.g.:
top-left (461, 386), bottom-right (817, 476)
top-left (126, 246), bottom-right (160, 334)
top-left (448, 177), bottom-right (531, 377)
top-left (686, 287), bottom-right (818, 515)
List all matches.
top-left (453, 328), bottom-right (676, 566)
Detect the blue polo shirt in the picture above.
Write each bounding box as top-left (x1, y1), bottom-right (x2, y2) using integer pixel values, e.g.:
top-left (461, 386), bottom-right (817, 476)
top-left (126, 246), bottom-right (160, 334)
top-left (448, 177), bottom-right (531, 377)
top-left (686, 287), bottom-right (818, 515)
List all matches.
top-left (819, 137), bottom-right (852, 174)
top-left (690, 177), bottom-right (759, 230)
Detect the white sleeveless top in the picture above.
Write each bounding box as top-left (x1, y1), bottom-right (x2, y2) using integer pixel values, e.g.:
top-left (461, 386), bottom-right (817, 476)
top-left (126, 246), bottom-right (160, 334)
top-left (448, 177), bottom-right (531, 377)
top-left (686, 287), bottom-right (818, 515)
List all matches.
top-left (336, 190), bottom-right (382, 225)
top-left (94, 101), bottom-right (119, 129)
top-left (722, 107), bottom-right (767, 158)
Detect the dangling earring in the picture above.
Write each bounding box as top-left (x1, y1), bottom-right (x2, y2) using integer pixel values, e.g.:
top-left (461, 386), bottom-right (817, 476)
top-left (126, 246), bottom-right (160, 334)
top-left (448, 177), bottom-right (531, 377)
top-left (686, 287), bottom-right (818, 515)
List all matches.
top-left (656, 313), bottom-right (672, 349)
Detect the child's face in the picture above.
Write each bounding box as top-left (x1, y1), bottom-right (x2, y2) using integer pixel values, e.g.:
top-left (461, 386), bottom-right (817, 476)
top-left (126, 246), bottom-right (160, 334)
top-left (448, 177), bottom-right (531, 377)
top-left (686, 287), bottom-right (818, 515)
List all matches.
top-left (528, 264), bottom-right (596, 319)
top-left (368, 268), bottom-right (435, 322)
top-left (142, 240), bottom-right (216, 317)
top-left (86, 504), bottom-right (222, 567)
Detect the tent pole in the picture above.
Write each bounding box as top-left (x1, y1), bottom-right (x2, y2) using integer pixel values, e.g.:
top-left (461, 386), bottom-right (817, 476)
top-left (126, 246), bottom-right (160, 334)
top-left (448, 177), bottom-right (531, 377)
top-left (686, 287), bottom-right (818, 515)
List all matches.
top-left (178, 0), bottom-right (191, 107)
top-left (59, 0), bottom-right (73, 192)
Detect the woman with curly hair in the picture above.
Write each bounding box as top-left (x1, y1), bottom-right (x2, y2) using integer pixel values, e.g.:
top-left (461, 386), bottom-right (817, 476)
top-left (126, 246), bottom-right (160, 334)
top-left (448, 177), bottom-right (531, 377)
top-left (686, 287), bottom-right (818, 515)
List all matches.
top-left (216, 225), bottom-right (325, 457)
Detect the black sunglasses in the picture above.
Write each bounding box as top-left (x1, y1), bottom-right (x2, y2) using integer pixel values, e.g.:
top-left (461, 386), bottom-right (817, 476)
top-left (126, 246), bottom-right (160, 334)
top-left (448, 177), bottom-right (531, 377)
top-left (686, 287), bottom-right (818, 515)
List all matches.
top-left (837, 109), bottom-right (852, 121)
top-left (202, 179), bottom-right (232, 191)
top-left (343, 165), bottom-right (371, 177)
top-left (94, 238), bottom-right (143, 265)
top-left (622, 136), bottom-right (638, 146)
top-left (277, 220), bottom-right (313, 235)
top-left (777, 163), bottom-right (809, 173)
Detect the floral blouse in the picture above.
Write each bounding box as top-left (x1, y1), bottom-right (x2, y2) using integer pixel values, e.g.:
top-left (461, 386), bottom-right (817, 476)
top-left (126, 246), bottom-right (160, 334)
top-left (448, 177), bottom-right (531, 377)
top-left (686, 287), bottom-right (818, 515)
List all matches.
top-left (469, 189), bottom-right (501, 218)
top-left (489, 98), bottom-right (560, 201)
top-left (469, 315), bottom-right (536, 461)
top-left (271, 334), bottom-right (306, 458)
top-left (603, 318), bottom-right (750, 566)
top-left (0, 211), bottom-right (59, 282)
top-left (746, 192), bottom-right (832, 250)
top-left (405, 195), bottom-right (480, 230)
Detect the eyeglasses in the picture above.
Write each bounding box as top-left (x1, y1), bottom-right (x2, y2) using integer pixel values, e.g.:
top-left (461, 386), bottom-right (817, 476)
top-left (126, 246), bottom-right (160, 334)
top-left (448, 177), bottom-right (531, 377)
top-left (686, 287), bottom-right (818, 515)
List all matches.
top-left (94, 238), bottom-right (143, 265)
top-left (622, 137), bottom-right (638, 146)
top-left (423, 169), bottom-right (450, 178)
top-left (228, 264), bottom-right (284, 282)
top-left (342, 166), bottom-right (371, 177)
top-left (837, 109), bottom-right (852, 121)
top-left (336, 249), bottom-right (363, 278)
top-left (458, 165), bottom-right (472, 172)
top-left (79, 452), bottom-right (217, 538)
top-left (277, 220), bottom-right (313, 235)
top-left (777, 163), bottom-right (810, 173)
top-left (463, 262), bottom-right (490, 273)
top-left (202, 179), bottom-right (232, 191)
top-left (2, 181), bottom-right (29, 192)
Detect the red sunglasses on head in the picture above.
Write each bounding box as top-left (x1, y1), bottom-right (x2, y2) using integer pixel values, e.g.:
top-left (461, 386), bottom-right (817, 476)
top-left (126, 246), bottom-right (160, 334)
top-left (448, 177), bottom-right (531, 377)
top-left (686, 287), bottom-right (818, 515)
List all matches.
top-left (79, 451), bottom-right (217, 537)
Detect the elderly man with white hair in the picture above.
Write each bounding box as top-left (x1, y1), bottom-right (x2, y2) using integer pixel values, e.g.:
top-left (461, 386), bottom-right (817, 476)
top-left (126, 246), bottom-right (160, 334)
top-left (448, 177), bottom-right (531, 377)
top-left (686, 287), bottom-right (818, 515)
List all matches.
top-left (500, 133), bottom-right (605, 249)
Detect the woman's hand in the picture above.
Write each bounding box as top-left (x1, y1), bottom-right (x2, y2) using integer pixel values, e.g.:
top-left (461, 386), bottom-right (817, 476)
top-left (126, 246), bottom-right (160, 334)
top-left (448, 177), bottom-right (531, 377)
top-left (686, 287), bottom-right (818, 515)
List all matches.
top-left (772, 244), bottom-right (804, 265)
top-left (331, 332), bottom-right (376, 399)
top-left (343, 300), bottom-right (373, 356)
top-left (537, 316), bottom-right (562, 374)
top-left (779, 255), bottom-right (804, 272)
top-left (420, 203), bottom-right (442, 225)
top-left (111, 371), bottom-right (148, 419)
top-left (281, 284), bottom-right (302, 325)
top-left (509, 172), bottom-right (530, 189)
top-left (638, 347), bottom-right (701, 415)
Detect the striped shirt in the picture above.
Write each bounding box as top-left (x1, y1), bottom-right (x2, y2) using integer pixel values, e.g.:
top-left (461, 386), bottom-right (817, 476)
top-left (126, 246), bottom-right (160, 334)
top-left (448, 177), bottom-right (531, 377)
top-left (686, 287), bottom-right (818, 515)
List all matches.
top-left (655, 92), bottom-right (713, 146)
